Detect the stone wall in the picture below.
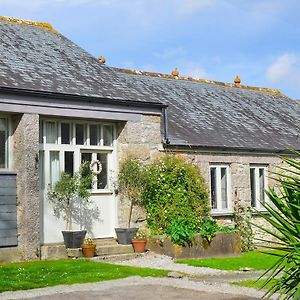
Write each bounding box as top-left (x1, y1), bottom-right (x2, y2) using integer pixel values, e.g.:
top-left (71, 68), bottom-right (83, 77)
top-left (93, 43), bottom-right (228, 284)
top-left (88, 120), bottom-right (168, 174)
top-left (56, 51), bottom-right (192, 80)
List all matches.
top-left (116, 115), bottom-right (163, 228)
top-left (115, 113), bottom-right (284, 245)
top-left (173, 151), bottom-right (283, 244)
top-left (12, 113), bottom-right (40, 260)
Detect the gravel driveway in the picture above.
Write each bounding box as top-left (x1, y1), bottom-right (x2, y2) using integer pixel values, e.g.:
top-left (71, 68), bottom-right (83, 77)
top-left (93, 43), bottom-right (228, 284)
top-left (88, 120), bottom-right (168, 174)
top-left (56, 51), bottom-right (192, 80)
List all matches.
top-left (1, 252), bottom-right (276, 300)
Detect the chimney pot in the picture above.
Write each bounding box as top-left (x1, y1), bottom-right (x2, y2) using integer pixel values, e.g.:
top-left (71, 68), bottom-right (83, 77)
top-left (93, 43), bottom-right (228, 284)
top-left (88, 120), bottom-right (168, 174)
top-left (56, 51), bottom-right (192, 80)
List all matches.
top-left (234, 75), bottom-right (241, 84)
top-left (98, 56), bottom-right (106, 64)
top-left (172, 68), bottom-right (179, 77)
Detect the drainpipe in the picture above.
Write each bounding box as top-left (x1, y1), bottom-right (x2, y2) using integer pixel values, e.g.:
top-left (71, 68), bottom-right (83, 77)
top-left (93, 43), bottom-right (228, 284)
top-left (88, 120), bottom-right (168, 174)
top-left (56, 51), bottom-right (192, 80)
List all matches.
top-left (162, 106), bottom-right (170, 145)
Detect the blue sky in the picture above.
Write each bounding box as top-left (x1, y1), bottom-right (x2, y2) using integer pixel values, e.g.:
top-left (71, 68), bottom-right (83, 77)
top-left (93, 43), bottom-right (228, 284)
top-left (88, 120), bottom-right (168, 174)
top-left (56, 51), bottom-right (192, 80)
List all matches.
top-left (1, 0), bottom-right (300, 99)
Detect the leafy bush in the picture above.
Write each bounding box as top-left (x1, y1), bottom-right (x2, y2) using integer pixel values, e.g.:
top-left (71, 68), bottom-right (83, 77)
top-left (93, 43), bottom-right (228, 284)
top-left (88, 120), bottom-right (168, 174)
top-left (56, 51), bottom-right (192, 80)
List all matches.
top-left (166, 216), bottom-right (199, 246)
top-left (198, 217), bottom-right (219, 243)
top-left (234, 203), bottom-right (254, 252)
top-left (47, 162), bottom-right (93, 230)
top-left (255, 150), bottom-right (300, 299)
top-left (142, 156), bottom-right (210, 234)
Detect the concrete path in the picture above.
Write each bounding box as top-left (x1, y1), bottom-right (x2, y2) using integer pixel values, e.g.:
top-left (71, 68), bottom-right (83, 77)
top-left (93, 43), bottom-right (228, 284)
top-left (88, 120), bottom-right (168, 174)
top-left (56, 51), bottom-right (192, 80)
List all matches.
top-left (0, 276), bottom-right (268, 300)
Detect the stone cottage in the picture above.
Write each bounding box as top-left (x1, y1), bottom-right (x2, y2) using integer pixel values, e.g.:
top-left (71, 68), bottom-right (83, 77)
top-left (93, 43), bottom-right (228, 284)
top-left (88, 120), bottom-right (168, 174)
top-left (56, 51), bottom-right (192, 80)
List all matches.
top-left (0, 17), bottom-right (299, 261)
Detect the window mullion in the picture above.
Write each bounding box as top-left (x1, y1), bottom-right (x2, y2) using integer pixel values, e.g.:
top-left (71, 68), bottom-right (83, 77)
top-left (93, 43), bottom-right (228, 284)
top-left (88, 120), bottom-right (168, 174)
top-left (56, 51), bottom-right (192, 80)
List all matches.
top-left (255, 168), bottom-right (259, 208)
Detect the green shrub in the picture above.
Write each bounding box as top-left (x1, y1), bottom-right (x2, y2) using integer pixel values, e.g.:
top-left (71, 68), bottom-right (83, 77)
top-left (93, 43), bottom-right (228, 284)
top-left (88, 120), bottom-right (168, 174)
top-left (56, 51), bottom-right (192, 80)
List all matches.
top-left (142, 156), bottom-right (210, 234)
top-left (166, 216), bottom-right (199, 246)
top-left (255, 150), bottom-right (300, 299)
top-left (198, 217), bottom-right (219, 243)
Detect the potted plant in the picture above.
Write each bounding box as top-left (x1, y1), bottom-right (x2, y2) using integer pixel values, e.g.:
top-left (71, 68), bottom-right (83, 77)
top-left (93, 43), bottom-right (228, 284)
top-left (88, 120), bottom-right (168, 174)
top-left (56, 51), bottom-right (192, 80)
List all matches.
top-left (115, 159), bottom-right (145, 244)
top-left (47, 162), bottom-right (93, 249)
top-left (131, 226), bottom-right (150, 253)
top-left (81, 237), bottom-right (96, 257)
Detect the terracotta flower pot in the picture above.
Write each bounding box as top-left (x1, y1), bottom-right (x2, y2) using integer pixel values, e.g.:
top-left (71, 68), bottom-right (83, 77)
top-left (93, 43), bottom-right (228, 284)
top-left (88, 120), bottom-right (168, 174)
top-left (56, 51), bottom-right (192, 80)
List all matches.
top-left (81, 244), bottom-right (96, 257)
top-left (132, 239), bottom-right (147, 253)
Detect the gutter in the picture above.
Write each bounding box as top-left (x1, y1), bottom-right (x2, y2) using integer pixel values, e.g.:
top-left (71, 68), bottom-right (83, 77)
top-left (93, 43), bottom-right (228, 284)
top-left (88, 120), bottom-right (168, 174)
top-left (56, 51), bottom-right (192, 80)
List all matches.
top-left (0, 86), bottom-right (167, 109)
top-left (163, 144), bottom-right (300, 155)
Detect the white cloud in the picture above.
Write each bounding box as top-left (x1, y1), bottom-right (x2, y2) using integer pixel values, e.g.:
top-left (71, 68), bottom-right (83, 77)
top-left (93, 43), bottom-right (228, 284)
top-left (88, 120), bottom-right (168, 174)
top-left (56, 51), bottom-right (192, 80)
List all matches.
top-left (154, 47), bottom-right (186, 60)
top-left (266, 54), bottom-right (299, 84)
top-left (265, 53), bottom-right (300, 97)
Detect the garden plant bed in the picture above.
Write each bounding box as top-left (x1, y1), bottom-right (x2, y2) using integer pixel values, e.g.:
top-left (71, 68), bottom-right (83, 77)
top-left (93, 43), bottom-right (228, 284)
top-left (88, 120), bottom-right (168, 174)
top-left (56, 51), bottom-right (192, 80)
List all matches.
top-left (147, 232), bottom-right (241, 259)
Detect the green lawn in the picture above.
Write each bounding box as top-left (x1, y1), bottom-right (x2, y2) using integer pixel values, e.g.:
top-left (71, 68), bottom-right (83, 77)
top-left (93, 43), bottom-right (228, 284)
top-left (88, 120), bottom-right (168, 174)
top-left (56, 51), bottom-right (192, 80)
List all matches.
top-left (232, 278), bottom-right (276, 290)
top-left (176, 251), bottom-right (281, 271)
top-left (0, 259), bottom-right (167, 292)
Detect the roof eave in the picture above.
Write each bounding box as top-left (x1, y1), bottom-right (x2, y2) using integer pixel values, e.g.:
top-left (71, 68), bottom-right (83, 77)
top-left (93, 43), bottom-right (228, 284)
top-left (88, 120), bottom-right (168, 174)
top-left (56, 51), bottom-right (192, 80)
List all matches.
top-left (0, 86), bottom-right (167, 109)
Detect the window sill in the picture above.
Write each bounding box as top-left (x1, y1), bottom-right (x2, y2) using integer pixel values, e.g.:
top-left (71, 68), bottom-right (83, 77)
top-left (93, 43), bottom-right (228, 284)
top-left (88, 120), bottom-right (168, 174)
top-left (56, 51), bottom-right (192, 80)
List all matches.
top-left (91, 189), bottom-right (113, 195)
top-left (211, 210), bottom-right (234, 217)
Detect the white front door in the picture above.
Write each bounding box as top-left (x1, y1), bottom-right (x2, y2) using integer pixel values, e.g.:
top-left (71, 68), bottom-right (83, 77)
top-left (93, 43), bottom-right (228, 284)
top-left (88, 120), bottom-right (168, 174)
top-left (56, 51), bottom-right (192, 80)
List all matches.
top-left (39, 119), bottom-right (117, 243)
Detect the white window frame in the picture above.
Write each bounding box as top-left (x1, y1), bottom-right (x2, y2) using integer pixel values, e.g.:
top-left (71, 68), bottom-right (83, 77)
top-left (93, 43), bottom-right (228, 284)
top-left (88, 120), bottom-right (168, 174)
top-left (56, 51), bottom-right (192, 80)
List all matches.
top-left (39, 118), bottom-right (116, 194)
top-left (210, 164), bottom-right (232, 214)
top-left (250, 165), bottom-right (268, 210)
top-left (0, 115), bottom-right (11, 169)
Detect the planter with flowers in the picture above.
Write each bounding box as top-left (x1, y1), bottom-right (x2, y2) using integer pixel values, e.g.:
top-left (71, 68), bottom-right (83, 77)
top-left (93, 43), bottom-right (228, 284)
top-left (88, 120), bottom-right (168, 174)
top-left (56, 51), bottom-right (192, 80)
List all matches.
top-left (131, 226), bottom-right (150, 253)
top-left (81, 237), bottom-right (96, 258)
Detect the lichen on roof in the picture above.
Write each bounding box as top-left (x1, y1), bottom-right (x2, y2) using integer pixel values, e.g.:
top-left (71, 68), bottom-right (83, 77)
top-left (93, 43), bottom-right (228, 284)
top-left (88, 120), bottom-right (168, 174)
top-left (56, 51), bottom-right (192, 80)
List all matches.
top-left (113, 67), bottom-right (282, 96)
top-left (0, 16), bottom-right (56, 32)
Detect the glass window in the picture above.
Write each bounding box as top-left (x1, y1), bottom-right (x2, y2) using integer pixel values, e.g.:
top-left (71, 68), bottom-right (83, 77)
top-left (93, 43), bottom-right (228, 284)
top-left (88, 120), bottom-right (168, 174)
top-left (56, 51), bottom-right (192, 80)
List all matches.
top-left (103, 125), bottom-right (113, 146)
top-left (90, 125), bottom-right (98, 146)
top-left (210, 167), bottom-right (217, 209)
top-left (61, 123), bottom-right (71, 144)
top-left (45, 121), bottom-right (57, 144)
top-left (76, 124), bottom-right (85, 145)
top-left (250, 166), bottom-right (267, 209)
top-left (221, 167), bottom-right (228, 209)
top-left (210, 165), bottom-right (230, 212)
top-left (50, 151), bottom-right (60, 187)
top-left (0, 118), bottom-right (7, 168)
top-left (97, 153), bottom-right (108, 189)
top-left (64, 151), bottom-right (74, 176)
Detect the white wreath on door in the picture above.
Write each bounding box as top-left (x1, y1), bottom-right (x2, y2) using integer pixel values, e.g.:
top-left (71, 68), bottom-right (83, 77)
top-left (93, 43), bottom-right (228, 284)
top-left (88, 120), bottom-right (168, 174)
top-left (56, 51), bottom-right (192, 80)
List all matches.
top-left (89, 160), bottom-right (102, 175)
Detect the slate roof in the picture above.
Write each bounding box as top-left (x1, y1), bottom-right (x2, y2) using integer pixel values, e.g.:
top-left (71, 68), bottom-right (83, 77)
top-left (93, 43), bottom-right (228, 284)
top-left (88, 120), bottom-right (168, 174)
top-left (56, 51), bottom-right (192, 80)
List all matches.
top-left (112, 70), bottom-right (300, 151)
top-left (0, 17), bottom-right (162, 104)
top-left (1, 17), bottom-right (300, 152)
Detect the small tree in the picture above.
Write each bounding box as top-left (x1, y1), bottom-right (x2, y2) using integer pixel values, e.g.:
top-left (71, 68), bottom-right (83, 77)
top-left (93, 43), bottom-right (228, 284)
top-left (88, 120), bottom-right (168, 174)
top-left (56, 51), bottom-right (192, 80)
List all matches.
top-left (48, 162), bottom-right (93, 230)
top-left (255, 150), bottom-right (300, 299)
top-left (118, 158), bottom-right (145, 228)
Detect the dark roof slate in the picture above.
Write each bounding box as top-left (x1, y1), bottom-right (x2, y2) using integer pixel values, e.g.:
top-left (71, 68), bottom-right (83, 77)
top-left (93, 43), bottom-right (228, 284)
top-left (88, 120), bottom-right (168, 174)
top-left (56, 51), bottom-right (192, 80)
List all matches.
top-left (114, 71), bottom-right (300, 151)
top-left (0, 19), bottom-right (161, 104)
top-left (1, 18), bottom-right (299, 152)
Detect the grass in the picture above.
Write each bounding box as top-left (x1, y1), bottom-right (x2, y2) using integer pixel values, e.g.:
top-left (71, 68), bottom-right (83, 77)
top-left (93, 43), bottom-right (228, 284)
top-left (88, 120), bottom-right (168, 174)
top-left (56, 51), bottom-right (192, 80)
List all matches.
top-left (176, 250), bottom-right (281, 271)
top-left (0, 259), bottom-right (168, 292)
top-left (232, 278), bottom-right (276, 290)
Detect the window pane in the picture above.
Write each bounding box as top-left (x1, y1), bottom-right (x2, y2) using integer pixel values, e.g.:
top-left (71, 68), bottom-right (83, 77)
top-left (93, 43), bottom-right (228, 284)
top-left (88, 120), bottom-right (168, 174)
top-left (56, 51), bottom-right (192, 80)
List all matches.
top-left (81, 152), bottom-right (92, 164)
top-left (39, 120), bottom-right (43, 144)
top-left (0, 118), bottom-right (7, 168)
top-left (221, 167), bottom-right (228, 209)
top-left (90, 125), bottom-right (98, 146)
top-left (210, 167), bottom-right (217, 209)
top-left (97, 153), bottom-right (108, 189)
top-left (76, 124), bottom-right (84, 145)
top-left (61, 123), bottom-right (71, 144)
top-left (250, 168), bottom-right (256, 207)
top-left (64, 152), bottom-right (74, 176)
top-left (103, 125), bottom-right (113, 146)
top-left (39, 151), bottom-right (45, 190)
top-left (50, 151), bottom-right (60, 187)
top-left (46, 122), bottom-right (57, 144)
top-left (259, 168), bottom-right (265, 204)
